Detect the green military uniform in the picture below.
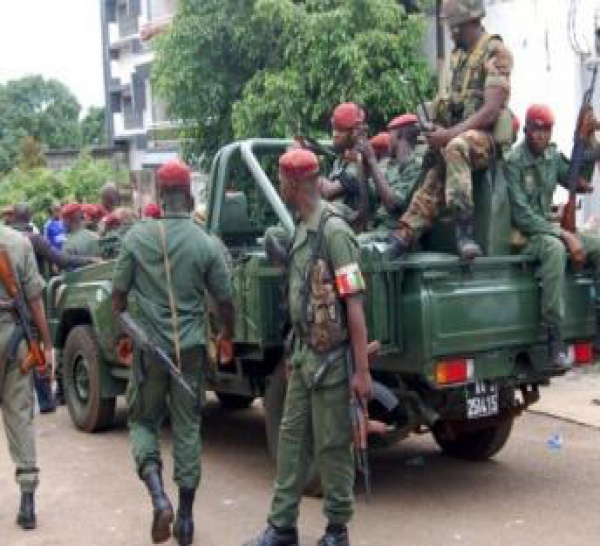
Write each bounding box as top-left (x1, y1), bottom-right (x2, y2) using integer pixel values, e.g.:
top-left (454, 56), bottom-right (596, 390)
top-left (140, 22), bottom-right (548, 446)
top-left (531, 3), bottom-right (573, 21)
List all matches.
top-left (0, 225), bottom-right (45, 493)
top-left (360, 150), bottom-right (424, 243)
top-left (506, 141), bottom-right (600, 329)
top-left (396, 29), bottom-right (513, 243)
top-left (99, 223), bottom-right (134, 260)
top-left (268, 199), bottom-right (364, 529)
top-left (112, 215), bottom-right (232, 489)
top-left (64, 227), bottom-right (101, 259)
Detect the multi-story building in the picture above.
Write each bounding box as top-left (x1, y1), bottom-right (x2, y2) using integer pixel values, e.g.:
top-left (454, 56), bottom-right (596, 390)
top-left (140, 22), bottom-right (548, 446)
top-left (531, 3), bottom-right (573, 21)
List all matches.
top-left (100, 0), bottom-right (178, 173)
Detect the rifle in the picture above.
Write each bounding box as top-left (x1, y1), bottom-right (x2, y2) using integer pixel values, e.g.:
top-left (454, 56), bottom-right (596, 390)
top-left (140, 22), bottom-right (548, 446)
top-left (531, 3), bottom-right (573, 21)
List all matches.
top-left (561, 61), bottom-right (599, 233)
top-left (118, 311), bottom-right (198, 402)
top-left (293, 136), bottom-right (337, 159)
top-left (0, 248), bottom-right (46, 375)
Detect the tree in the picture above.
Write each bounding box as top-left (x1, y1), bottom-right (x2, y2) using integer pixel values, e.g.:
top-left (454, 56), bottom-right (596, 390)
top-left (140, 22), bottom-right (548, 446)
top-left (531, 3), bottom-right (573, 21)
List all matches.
top-left (152, 0), bottom-right (433, 165)
top-left (81, 107), bottom-right (108, 147)
top-left (0, 75), bottom-right (82, 172)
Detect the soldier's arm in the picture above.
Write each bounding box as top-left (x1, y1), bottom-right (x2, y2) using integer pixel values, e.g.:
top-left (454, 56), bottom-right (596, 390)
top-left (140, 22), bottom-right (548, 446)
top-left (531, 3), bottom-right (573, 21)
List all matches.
top-left (204, 239), bottom-right (235, 340)
top-left (111, 235), bottom-right (135, 314)
top-left (319, 176), bottom-right (345, 199)
top-left (361, 144), bottom-right (400, 212)
top-left (34, 234), bottom-right (94, 270)
top-left (505, 162), bottom-right (562, 238)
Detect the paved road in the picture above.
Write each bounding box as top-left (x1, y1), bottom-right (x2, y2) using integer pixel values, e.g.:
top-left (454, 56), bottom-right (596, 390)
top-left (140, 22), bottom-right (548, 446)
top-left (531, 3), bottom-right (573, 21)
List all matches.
top-left (1, 401), bottom-right (599, 546)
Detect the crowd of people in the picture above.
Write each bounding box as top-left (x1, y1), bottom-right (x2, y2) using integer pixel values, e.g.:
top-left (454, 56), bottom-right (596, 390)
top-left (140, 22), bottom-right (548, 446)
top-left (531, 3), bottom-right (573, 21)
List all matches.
top-left (2, 0), bottom-right (600, 545)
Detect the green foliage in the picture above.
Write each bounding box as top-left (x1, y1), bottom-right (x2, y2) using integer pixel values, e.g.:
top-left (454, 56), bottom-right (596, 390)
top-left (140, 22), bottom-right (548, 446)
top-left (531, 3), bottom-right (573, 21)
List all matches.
top-left (81, 107), bottom-right (108, 147)
top-left (0, 75), bottom-right (82, 172)
top-left (152, 0), bottom-right (433, 165)
top-left (16, 137), bottom-right (47, 170)
top-left (0, 153), bottom-right (127, 228)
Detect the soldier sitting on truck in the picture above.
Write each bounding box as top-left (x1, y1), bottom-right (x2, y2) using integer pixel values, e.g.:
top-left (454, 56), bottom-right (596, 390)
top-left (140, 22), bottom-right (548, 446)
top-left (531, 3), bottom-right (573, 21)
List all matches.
top-left (388, 0), bottom-right (513, 260)
top-left (62, 203), bottom-right (102, 261)
top-left (506, 104), bottom-right (600, 369)
top-left (358, 114), bottom-right (425, 244)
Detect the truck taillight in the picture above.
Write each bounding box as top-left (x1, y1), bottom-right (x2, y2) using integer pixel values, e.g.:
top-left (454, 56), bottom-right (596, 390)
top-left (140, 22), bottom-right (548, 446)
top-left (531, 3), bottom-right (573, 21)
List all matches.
top-left (570, 342), bottom-right (594, 366)
top-left (435, 358), bottom-right (474, 385)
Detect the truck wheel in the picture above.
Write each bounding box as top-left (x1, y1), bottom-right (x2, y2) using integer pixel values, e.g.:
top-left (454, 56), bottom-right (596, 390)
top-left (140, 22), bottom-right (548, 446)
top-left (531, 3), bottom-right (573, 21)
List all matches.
top-left (215, 392), bottom-right (255, 410)
top-left (63, 325), bottom-right (115, 432)
top-left (433, 416), bottom-right (514, 461)
top-left (263, 362), bottom-right (322, 497)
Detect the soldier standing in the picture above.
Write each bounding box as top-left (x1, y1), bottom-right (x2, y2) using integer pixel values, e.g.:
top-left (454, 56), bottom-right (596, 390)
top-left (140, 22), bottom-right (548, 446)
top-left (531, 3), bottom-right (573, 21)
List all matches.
top-left (111, 159), bottom-right (235, 546)
top-left (246, 149), bottom-right (372, 546)
top-left (0, 223), bottom-right (54, 530)
top-left (506, 104), bottom-right (600, 369)
top-left (389, 0), bottom-right (513, 260)
top-left (62, 203), bottom-right (102, 260)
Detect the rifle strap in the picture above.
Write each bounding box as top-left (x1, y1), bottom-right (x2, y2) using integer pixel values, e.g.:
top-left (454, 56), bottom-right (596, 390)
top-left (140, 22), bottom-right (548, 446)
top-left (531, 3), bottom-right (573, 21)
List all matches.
top-left (158, 221), bottom-right (182, 371)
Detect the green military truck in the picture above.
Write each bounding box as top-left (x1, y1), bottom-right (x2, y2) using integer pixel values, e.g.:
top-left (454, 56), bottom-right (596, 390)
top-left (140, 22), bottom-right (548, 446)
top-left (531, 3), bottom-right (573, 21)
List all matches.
top-left (46, 139), bottom-right (596, 465)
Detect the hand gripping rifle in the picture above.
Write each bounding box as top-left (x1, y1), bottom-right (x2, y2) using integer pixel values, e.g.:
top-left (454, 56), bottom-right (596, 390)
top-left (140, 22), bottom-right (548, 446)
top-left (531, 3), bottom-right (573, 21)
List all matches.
top-left (118, 311), bottom-right (198, 402)
top-left (561, 61), bottom-right (599, 233)
top-left (0, 248), bottom-right (46, 375)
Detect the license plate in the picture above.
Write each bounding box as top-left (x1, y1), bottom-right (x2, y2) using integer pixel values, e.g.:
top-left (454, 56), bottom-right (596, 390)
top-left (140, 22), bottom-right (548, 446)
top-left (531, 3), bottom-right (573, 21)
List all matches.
top-left (465, 380), bottom-right (499, 419)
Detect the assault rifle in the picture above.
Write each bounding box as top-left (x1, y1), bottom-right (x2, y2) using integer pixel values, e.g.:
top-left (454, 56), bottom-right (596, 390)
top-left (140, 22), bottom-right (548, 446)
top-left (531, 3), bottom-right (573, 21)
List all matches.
top-left (561, 61), bottom-right (599, 233)
top-left (0, 248), bottom-right (46, 375)
top-left (118, 311), bottom-right (198, 402)
top-left (293, 136), bottom-right (336, 159)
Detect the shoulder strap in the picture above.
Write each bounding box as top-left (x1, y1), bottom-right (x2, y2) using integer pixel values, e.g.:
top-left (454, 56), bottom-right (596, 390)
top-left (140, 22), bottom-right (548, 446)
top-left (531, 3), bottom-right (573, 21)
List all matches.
top-left (157, 221), bottom-right (182, 370)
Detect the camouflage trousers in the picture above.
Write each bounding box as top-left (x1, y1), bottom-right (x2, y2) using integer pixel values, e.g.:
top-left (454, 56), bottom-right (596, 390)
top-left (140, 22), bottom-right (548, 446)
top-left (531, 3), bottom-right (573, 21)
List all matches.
top-left (396, 130), bottom-right (494, 242)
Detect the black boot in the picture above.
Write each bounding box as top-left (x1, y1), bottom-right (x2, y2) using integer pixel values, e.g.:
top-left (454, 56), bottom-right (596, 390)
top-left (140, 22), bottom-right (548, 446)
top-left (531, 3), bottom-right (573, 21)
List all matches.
top-left (455, 211), bottom-right (482, 261)
top-left (317, 524), bottom-right (350, 546)
top-left (173, 488), bottom-right (195, 546)
top-left (387, 231), bottom-right (411, 259)
top-left (142, 468), bottom-right (174, 544)
top-left (548, 326), bottom-right (573, 372)
top-left (16, 491), bottom-right (36, 530)
top-left (244, 523), bottom-right (299, 546)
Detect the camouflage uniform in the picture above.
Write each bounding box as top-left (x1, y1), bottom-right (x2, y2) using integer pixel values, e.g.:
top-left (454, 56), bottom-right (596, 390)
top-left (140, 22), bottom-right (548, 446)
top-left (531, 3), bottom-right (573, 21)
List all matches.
top-left (0, 226), bottom-right (45, 494)
top-left (396, 25), bottom-right (513, 244)
top-left (506, 141), bottom-right (600, 332)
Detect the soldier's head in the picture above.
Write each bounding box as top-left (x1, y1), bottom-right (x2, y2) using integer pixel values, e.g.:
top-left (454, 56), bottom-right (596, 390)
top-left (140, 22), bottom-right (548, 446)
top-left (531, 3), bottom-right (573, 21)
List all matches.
top-left (61, 203), bottom-right (84, 233)
top-left (12, 203), bottom-right (32, 228)
top-left (370, 132), bottom-right (391, 161)
top-left (278, 149), bottom-right (321, 217)
top-left (331, 102), bottom-right (367, 152)
top-left (1, 205), bottom-right (14, 226)
top-left (100, 182), bottom-right (120, 213)
top-left (525, 104), bottom-right (554, 156)
top-left (388, 114), bottom-right (420, 163)
top-left (157, 159), bottom-right (193, 213)
top-left (441, 0), bottom-right (485, 51)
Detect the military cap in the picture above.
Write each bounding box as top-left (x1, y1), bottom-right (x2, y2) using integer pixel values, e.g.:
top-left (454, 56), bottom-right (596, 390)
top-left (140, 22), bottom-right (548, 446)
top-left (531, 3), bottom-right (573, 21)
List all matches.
top-left (441, 0), bottom-right (486, 27)
top-left (61, 203), bottom-right (83, 221)
top-left (279, 149), bottom-right (320, 182)
top-left (388, 113), bottom-right (419, 131)
top-left (526, 104), bottom-right (555, 129)
top-left (157, 159), bottom-right (191, 188)
top-left (370, 132), bottom-right (391, 154)
top-left (143, 203), bottom-right (162, 219)
top-left (332, 102), bottom-right (365, 131)
top-left (103, 211), bottom-right (121, 230)
top-left (82, 203), bottom-right (106, 222)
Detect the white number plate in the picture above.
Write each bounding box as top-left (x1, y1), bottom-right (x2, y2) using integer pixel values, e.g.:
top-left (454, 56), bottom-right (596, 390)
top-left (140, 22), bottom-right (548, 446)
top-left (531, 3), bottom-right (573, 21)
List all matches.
top-left (465, 380), bottom-right (499, 419)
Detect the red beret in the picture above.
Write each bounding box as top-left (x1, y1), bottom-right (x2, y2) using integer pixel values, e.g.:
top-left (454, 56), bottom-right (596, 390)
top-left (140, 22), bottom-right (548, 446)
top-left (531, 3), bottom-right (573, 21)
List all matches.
top-left (143, 203), bottom-right (162, 219)
top-left (157, 159), bottom-right (191, 188)
top-left (103, 212), bottom-right (121, 230)
top-left (526, 104), bottom-right (555, 129)
top-left (82, 204), bottom-right (105, 222)
top-left (279, 149), bottom-right (320, 182)
top-left (61, 203), bottom-right (83, 221)
top-left (370, 132), bottom-right (391, 154)
top-left (388, 113), bottom-right (419, 131)
top-left (332, 102), bottom-right (365, 131)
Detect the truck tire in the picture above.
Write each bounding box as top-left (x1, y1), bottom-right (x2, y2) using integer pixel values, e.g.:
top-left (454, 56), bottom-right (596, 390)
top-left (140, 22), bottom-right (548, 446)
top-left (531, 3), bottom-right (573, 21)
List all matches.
top-left (432, 416), bottom-right (514, 461)
top-left (263, 362), bottom-right (322, 497)
top-left (215, 392), bottom-right (255, 410)
top-left (63, 325), bottom-right (115, 432)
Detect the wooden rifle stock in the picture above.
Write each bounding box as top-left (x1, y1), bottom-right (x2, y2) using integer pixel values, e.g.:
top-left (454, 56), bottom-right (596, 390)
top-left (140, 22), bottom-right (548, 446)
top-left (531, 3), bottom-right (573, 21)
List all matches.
top-left (0, 249), bottom-right (46, 375)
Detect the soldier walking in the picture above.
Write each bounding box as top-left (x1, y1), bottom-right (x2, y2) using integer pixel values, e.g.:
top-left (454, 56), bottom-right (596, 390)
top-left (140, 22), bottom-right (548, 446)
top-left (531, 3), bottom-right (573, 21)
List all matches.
top-left (389, 0), bottom-right (513, 260)
top-left (246, 149), bottom-right (372, 546)
top-left (0, 223), bottom-right (54, 530)
top-left (111, 159), bottom-right (235, 546)
top-left (506, 104), bottom-right (600, 369)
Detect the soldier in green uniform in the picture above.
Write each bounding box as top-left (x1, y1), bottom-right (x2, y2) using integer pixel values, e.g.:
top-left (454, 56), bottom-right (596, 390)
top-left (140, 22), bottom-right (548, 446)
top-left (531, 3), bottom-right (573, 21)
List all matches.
top-left (0, 224), bottom-right (53, 530)
top-left (359, 114), bottom-right (425, 243)
top-left (246, 149), bottom-right (372, 546)
top-left (62, 203), bottom-right (102, 260)
top-left (98, 207), bottom-right (138, 260)
top-left (389, 0), bottom-right (513, 260)
top-left (111, 159), bottom-right (235, 546)
top-left (506, 104), bottom-right (600, 369)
